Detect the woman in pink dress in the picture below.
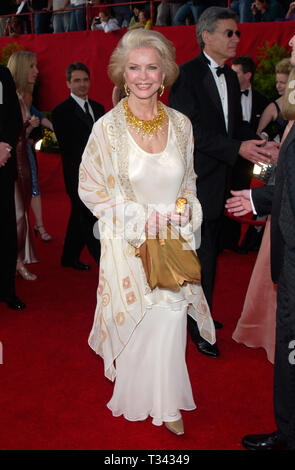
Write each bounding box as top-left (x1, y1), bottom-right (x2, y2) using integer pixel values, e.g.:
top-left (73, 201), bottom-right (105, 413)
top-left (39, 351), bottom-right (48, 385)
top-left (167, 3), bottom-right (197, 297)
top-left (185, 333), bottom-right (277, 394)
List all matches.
top-left (232, 216), bottom-right (277, 362)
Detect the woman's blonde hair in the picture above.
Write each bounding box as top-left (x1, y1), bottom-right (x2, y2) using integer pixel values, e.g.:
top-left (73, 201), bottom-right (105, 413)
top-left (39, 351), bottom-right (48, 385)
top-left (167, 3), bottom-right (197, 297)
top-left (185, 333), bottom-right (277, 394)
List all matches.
top-left (108, 29), bottom-right (179, 89)
top-left (282, 66), bottom-right (295, 120)
top-left (275, 57), bottom-right (292, 76)
top-left (7, 50), bottom-right (36, 95)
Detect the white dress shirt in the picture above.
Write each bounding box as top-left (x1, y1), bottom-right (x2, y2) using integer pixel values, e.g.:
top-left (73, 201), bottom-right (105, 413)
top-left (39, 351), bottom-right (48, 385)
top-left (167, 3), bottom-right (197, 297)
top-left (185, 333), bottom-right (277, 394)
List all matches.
top-left (204, 51), bottom-right (229, 132)
top-left (70, 0), bottom-right (86, 5)
top-left (92, 18), bottom-right (120, 33)
top-left (241, 86), bottom-right (252, 122)
top-left (70, 93), bottom-right (95, 121)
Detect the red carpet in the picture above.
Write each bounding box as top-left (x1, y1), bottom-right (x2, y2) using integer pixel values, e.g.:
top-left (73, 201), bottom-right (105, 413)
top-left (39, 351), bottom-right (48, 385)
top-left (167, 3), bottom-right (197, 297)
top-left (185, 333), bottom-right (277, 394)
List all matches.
top-left (0, 155), bottom-right (275, 450)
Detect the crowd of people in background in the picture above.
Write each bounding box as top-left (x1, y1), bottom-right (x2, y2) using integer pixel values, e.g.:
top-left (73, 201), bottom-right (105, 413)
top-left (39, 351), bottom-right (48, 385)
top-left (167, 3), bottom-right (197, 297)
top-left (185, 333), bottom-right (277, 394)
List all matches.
top-left (0, 0), bottom-right (295, 37)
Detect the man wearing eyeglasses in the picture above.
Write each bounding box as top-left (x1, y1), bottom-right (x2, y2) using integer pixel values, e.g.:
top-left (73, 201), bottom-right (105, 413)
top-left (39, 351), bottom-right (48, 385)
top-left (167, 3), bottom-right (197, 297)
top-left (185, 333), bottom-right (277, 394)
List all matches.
top-left (169, 6), bottom-right (278, 358)
top-left (230, 55), bottom-right (270, 253)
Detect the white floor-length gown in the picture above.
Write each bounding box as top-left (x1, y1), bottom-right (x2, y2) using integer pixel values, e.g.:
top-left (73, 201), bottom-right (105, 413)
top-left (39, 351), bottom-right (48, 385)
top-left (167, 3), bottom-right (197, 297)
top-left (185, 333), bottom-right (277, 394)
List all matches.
top-left (107, 126), bottom-right (197, 425)
top-left (78, 101), bottom-right (215, 427)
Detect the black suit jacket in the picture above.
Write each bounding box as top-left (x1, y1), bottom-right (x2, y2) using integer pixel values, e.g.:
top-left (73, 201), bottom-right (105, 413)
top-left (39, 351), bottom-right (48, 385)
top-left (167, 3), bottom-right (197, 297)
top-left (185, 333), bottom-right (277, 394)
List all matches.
top-left (252, 123), bottom-right (295, 283)
top-left (230, 88), bottom-right (269, 190)
top-left (0, 65), bottom-right (23, 182)
top-left (169, 52), bottom-right (257, 220)
top-left (52, 96), bottom-right (105, 197)
top-left (250, 88), bottom-right (269, 132)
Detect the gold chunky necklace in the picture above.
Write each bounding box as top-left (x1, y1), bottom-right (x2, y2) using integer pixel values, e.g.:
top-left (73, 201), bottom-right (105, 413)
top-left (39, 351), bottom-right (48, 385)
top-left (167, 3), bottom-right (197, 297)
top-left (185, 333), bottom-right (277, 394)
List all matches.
top-left (123, 98), bottom-right (167, 138)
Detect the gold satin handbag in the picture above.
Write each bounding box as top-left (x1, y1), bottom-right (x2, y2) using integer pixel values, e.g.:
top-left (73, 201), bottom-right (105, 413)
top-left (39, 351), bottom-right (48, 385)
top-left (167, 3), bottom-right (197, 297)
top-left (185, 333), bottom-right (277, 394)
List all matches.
top-left (135, 224), bottom-right (201, 292)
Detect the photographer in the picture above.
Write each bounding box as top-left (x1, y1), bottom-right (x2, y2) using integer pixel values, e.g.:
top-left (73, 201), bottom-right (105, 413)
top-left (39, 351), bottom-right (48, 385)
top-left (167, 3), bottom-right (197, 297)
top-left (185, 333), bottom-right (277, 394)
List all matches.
top-left (251, 0), bottom-right (284, 21)
top-left (286, 0), bottom-right (295, 19)
top-left (0, 0), bottom-right (17, 36)
top-left (91, 9), bottom-right (120, 33)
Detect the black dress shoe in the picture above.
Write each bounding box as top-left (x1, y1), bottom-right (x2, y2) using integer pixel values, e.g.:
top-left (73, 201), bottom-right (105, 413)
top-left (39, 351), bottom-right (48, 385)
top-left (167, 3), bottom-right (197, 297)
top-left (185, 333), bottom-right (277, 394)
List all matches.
top-left (0, 295), bottom-right (26, 310)
top-left (61, 261), bottom-right (91, 271)
top-left (242, 432), bottom-right (289, 450)
top-left (195, 339), bottom-right (220, 358)
top-left (214, 320), bottom-right (223, 329)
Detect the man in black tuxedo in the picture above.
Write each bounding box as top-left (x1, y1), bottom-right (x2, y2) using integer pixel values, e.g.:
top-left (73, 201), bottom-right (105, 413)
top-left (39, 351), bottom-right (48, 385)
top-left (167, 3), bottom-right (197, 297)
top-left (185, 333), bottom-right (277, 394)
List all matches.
top-left (52, 62), bottom-right (104, 270)
top-left (226, 48), bottom-right (295, 448)
top-left (231, 55), bottom-right (269, 188)
top-left (169, 7), bottom-right (276, 357)
top-left (229, 55), bottom-right (270, 253)
top-left (0, 65), bottom-right (25, 310)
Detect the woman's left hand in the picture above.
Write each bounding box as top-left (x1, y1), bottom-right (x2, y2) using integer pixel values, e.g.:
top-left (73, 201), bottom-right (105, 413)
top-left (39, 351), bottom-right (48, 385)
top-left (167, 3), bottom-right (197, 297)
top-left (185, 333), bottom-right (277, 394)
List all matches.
top-left (29, 115), bottom-right (40, 128)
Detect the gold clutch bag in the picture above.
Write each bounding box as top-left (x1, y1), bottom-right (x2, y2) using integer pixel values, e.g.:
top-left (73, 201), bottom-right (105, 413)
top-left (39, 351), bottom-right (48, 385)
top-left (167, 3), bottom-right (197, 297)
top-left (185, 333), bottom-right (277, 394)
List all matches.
top-left (135, 224), bottom-right (201, 292)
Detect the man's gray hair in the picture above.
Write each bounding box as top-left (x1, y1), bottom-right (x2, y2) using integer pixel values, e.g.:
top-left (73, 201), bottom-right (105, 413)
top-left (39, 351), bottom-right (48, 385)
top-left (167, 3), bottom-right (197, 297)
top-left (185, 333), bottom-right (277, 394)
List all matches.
top-left (196, 7), bottom-right (238, 50)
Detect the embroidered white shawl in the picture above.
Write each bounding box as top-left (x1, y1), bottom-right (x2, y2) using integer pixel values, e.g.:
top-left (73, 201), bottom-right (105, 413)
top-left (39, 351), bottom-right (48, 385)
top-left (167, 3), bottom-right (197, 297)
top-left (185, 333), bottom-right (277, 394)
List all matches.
top-left (78, 100), bottom-right (215, 381)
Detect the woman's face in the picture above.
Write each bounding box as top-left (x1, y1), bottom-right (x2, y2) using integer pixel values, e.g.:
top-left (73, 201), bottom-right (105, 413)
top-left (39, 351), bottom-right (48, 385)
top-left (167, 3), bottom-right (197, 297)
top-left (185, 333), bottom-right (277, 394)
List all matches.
top-left (255, 0), bottom-right (267, 11)
top-left (138, 11), bottom-right (146, 22)
top-left (99, 12), bottom-right (108, 22)
top-left (276, 73), bottom-right (289, 96)
top-left (27, 57), bottom-right (38, 85)
top-left (124, 47), bottom-right (165, 100)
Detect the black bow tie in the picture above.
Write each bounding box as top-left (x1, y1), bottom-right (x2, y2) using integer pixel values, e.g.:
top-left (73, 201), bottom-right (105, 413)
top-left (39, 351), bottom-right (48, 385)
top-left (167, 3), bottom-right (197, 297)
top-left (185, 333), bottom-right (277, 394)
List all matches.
top-left (241, 89), bottom-right (249, 96)
top-left (215, 66), bottom-right (225, 77)
top-left (202, 53), bottom-right (225, 77)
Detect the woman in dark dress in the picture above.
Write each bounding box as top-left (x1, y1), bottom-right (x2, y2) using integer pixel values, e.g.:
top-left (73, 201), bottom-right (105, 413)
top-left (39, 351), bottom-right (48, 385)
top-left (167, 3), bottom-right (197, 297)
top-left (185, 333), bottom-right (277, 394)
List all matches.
top-left (7, 51), bottom-right (40, 280)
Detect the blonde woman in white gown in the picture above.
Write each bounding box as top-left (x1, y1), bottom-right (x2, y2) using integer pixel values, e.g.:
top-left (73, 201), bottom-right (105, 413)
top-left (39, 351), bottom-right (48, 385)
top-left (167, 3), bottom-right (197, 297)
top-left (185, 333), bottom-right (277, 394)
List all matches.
top-left (78, 29), bottom-right (216, 436)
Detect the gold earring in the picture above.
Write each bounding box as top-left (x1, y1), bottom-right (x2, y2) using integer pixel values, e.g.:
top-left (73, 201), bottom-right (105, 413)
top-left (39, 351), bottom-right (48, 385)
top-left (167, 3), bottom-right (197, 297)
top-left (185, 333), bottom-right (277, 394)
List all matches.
top-left (124, 83), bottom-right (130, 97)
top-left (159, 83), bottom-right (165, 97)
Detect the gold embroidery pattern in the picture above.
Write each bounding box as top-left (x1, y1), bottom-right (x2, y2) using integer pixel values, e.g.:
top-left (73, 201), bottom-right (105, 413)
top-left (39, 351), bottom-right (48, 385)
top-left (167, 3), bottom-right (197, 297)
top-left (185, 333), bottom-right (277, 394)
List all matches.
top-left (109, 239), bottom-right (137, 327)
top-left (166, 106), bottom-right (187, 169)
top-left (122, 276), bottom-right (131, 290)
top-left (106, 122), bottom-right (115, 137)
top-left (125, 244), bottom-right (136, 257)
top-left (107, 174), bottom-right (115, 189)
top-left (116, 311), bottom-right (125, 326)
top-left (79, 167), bottom-right (87, 183)
top-left (101, 329), bottom-right (107, 343)
top-left (88, 137), bottom-right (98, 156)
top-left (96, 188), bottom-right (109, 199)
top-left (111, 102), bottom-right (137, 202)
top-left (102, 293), bottom-right (110, 306)
top-left (126, 291), bottom-right (136, 305)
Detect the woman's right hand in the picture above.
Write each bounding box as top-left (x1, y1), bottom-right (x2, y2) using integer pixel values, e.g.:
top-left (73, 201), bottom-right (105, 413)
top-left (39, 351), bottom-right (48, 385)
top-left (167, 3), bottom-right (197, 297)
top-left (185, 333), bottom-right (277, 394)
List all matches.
top-left (0, 142), bottom-right (12, 167)
top-left (169, 203), bottom-right (191, 227)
